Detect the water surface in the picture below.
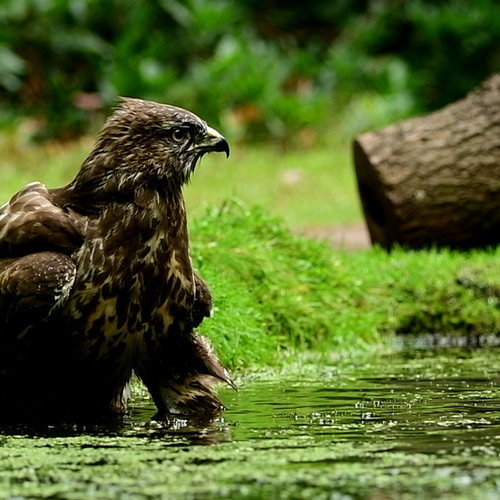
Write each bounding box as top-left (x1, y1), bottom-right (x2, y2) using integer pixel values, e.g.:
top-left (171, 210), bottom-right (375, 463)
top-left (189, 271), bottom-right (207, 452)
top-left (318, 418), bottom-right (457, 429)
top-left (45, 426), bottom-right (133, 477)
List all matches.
top-left (2, 346), bottom-right (500, 499)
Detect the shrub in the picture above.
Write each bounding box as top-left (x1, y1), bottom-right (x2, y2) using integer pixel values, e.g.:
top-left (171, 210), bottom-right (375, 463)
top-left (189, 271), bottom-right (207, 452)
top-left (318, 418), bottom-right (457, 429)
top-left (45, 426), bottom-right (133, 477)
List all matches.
top-left (1, 0), bottom-right (500, 139)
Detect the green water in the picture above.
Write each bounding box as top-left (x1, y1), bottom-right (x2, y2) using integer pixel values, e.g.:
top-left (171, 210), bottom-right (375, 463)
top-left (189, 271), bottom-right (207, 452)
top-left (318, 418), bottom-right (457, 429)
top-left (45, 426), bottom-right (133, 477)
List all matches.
top-left (2, 346), bottom-right (500, 499)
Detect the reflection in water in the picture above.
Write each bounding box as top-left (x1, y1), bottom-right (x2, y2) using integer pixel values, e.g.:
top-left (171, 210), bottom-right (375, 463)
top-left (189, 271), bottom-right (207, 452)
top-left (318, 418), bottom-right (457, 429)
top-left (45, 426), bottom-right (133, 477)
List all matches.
top-left (219, 346), bottom-right (500, 456)
top-left (0, 400), bottom-right (233, 445)
top-left (3, 346), bottom-right (500, 450)
top-left (127, 410), bottom-right (233, 446)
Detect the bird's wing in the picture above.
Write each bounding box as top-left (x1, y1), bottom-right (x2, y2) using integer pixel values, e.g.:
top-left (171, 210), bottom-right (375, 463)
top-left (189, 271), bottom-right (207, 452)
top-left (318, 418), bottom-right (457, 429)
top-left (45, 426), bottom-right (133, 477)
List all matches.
top-left (0, 252), bottom-right (77, 329)
top-left (0, 182), bottom-right (84, 257)
top-left (0, 182), bottom-right (82, 329)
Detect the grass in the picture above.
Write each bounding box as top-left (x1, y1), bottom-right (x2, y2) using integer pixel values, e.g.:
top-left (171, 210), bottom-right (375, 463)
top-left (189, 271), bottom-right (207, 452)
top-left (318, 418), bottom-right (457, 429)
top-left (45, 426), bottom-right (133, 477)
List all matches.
top-left (192, 203), bottom-right (500, 370)
top-left (186, 135), bottom-right (363, 228)
top-left (0, 125), bottom-right (93, 205)
top-left (0, 125), bottom-right (362, 228)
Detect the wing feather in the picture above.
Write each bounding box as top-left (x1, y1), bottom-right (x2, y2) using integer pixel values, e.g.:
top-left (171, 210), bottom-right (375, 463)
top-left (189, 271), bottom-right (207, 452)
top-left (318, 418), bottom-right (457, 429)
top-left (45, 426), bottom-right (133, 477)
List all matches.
top-left (0, 252), bottom-right (76, 329)
top-left (0, 182), bottom-right (81, 329)
top-left (0, 182), bottom-right (83, 257)
top-left (192, 272), bottom-right (212, 327)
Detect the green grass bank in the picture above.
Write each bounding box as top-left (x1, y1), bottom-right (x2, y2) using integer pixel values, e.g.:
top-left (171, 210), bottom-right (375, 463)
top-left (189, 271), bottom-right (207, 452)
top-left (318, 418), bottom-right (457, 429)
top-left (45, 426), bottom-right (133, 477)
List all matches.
top-left (192, 202), bottom-right (500, 371)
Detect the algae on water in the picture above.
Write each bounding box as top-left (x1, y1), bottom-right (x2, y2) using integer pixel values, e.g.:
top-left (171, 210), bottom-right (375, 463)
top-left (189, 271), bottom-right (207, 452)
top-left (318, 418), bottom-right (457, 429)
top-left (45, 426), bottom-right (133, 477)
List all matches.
top-left (2, 348), bottom-right (500, 500)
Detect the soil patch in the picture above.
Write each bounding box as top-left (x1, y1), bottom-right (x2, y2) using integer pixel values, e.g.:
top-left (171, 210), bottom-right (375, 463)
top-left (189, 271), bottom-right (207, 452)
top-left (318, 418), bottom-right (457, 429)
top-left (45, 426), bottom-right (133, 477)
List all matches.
top-left (301, 222), bottom-right (371, 250)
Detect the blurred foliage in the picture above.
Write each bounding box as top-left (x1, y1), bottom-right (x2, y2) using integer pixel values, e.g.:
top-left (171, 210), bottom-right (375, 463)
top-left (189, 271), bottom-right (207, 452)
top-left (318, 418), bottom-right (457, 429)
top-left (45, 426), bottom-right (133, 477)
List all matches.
top-left (0, 0), bottom-right (500, 139)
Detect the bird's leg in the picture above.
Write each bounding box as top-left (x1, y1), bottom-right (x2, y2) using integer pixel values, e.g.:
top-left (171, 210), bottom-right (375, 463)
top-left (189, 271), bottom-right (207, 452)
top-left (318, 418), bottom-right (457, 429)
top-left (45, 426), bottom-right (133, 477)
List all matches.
top-left (107, 381), bottom-right (132, 414)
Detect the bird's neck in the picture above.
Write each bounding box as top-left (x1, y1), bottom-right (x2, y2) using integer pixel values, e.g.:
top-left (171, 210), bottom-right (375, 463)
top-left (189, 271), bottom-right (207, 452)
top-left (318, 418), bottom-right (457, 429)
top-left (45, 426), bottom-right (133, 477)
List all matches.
top-left (60, 142), bottom-right (186, 213)
top-left (105, 186), bottom-right (193, 277)
top-left (111, 190), bottom-right (195, 323)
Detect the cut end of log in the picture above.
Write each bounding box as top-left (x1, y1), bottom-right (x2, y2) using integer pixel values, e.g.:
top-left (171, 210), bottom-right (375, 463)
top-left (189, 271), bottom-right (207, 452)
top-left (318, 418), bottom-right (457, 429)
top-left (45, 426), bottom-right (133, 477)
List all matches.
top-left (353, 73), bottom-right (500, 251)
top-left (353, 139), bottom-right (395, 249)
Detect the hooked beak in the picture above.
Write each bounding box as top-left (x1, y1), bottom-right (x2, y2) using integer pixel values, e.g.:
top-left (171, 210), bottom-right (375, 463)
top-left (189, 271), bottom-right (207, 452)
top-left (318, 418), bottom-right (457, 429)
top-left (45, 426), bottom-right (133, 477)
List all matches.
top-left (198, 126), bottom-right (230, 158)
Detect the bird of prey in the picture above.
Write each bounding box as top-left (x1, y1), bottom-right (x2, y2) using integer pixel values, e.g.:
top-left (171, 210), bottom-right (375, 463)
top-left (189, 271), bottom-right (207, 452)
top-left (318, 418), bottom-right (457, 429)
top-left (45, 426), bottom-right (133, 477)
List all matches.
top-left (0, 98), bottom-right (233, 421)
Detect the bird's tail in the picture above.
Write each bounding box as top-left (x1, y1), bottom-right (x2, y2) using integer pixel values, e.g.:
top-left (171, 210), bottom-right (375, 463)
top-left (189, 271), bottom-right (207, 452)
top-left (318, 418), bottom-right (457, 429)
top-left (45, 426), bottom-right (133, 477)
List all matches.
top-left (192, 332), bottom-right (236, 390)
top-left (136, 331), bottom-right (235, 416)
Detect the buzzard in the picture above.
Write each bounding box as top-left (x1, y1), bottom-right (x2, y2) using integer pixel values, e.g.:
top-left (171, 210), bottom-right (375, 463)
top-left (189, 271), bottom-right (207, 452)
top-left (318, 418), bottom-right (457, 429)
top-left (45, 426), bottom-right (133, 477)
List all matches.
top-left (0, 98), bottom-right (233, 420)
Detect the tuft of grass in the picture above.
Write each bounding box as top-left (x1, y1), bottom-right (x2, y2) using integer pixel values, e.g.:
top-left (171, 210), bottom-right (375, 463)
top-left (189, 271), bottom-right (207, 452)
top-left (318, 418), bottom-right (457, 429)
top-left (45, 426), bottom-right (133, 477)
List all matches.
top-left (389, 251), bottom-right (500, 338)
top-left (191, 202), bottom-right (382, 371)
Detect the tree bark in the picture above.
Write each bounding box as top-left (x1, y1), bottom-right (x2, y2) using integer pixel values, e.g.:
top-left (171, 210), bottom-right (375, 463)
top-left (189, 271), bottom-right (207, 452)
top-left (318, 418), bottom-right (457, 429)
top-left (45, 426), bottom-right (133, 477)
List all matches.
top-left (353, 74), bottom-right (500, 250)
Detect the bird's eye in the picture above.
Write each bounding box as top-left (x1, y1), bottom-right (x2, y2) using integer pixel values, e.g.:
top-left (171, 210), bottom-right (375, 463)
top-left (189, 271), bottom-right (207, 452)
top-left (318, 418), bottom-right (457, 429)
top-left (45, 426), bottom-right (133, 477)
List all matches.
top-left (171, 128), bottom-right (188, 142)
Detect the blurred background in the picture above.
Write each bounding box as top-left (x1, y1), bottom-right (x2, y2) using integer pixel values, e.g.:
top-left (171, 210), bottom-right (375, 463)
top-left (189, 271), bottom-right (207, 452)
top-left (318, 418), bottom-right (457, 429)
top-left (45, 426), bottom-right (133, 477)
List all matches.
top-left (1, 0), bottom-right (500, 237)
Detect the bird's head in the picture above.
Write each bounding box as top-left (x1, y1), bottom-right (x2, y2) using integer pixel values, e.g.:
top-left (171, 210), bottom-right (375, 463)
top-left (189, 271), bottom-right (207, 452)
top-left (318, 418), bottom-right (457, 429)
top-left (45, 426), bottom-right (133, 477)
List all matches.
top-left (75, 98), bottom-right (229, 197)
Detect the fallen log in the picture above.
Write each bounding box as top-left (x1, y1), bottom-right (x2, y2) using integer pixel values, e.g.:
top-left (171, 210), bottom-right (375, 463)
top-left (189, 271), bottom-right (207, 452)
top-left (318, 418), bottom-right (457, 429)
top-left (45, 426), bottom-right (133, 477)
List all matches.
top-left (353, 74), bottom-right (500, 250)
